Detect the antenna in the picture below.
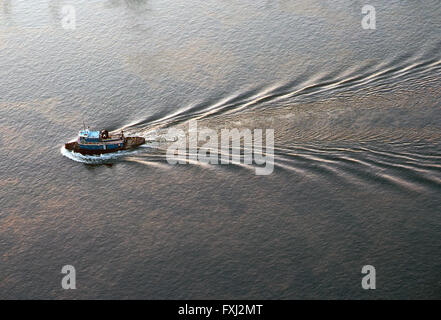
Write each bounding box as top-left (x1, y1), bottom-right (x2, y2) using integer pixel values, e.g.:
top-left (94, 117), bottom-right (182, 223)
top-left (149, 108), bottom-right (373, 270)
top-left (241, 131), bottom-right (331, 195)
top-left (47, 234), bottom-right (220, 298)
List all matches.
top-left (82, 119), bottom-right (86, 130)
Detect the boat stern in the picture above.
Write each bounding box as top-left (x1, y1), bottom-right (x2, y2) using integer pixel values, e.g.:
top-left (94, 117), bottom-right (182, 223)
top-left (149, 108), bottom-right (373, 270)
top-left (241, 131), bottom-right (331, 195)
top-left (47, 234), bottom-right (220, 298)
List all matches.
top-left (125, 136), bottom-right (145, 148)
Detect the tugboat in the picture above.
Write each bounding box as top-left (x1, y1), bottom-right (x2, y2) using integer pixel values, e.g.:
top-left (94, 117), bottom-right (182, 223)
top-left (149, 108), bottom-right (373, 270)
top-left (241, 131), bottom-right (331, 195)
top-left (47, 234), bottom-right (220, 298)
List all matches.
top-left (65, 128), bottom-right (145, 155)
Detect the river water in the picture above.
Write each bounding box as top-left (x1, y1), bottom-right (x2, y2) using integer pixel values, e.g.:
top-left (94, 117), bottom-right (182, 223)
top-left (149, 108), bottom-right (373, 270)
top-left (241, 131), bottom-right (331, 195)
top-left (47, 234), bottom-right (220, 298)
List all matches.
top-left (0, 0), bottom-right (440, 299)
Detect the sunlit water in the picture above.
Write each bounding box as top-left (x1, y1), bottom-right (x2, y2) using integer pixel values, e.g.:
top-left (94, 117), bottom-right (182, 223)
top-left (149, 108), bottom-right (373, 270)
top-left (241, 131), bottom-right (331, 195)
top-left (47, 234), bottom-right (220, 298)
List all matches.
top-left (0, 0), bottom-right (440, 299)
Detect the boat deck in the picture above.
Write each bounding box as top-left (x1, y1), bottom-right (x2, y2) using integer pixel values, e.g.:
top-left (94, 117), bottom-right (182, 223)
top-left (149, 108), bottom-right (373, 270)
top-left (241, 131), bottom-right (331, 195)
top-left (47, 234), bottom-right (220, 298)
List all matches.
top-left (64, 136), bottom-right (145, 155)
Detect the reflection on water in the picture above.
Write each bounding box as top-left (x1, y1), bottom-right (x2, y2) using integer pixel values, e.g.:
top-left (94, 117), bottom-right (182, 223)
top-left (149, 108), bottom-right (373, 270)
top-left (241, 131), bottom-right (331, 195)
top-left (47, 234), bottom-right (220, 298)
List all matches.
top-left (0, 0), bottom-right (440, 299)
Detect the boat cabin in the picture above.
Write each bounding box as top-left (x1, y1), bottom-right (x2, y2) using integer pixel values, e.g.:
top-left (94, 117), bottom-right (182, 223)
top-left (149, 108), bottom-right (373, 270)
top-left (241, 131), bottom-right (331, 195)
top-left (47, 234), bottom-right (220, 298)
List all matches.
top-left (77, 129), bottom-right (125, 151)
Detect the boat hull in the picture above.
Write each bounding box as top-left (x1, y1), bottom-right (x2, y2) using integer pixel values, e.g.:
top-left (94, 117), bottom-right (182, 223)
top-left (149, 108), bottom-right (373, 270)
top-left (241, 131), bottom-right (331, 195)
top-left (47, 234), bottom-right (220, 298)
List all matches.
top-left (64, 137), bottom-right (145, 155)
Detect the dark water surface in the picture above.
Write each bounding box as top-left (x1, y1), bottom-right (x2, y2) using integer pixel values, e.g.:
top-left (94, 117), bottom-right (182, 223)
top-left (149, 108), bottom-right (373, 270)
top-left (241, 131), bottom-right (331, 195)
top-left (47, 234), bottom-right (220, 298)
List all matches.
top-left (1, 0), bottom-right (440, 299)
